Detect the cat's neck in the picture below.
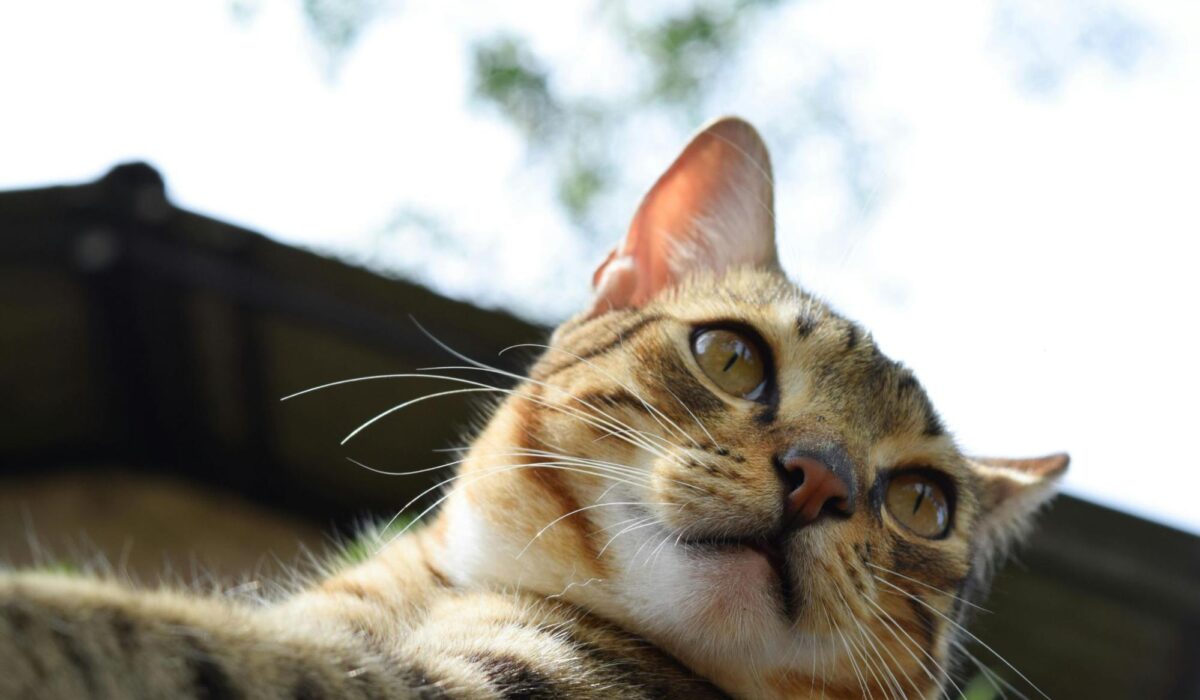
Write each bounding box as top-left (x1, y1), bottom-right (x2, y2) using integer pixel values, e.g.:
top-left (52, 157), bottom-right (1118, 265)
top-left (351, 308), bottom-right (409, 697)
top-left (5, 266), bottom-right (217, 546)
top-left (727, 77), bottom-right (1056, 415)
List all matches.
top-left (424, 399), bottom-right (596, 595)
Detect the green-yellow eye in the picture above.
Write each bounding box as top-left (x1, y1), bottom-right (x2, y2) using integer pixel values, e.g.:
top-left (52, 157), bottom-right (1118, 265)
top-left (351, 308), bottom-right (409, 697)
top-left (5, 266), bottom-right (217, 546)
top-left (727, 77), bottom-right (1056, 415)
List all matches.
top-left (691, 328), bottom-right (767, 400)
top-left (885, 472), bottom-right (952, 538)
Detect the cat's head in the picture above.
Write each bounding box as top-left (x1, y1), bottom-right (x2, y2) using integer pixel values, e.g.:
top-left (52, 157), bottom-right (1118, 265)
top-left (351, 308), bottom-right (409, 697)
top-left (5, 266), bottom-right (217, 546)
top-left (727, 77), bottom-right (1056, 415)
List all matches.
top-left (439, 117), bottom-right (1067, 699)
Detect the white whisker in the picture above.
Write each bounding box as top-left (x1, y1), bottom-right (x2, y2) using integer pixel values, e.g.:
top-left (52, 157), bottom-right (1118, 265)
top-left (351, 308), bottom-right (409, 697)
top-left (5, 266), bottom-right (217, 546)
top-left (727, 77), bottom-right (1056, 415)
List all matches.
top-left (517, 501), bottom-right (666, 559)
top-left (833, 587), bottom-right (907, 699)
top-left (873, 575), bottom-right (1048, 700)
top-left (866, 562), bottom-right (990, 614)
top-left (342, 386), bottom-right (497, 444)
top-left (498, 342), bottom-right (706, 450)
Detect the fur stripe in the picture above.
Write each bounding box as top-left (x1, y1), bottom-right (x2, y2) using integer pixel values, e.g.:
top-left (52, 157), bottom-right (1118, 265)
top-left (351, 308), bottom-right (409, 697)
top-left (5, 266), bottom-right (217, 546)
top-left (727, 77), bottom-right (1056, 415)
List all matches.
top-left (796, 313), bottom-right (819, 338)
top-left (472, 653), bottom-right (560, 699)
top-left (575, 388), bottom-right (647, 415)
top-left (397, 663), bottom-right (449, 700)
top-left (897, 372), bottom-right (946, 437)
top-left (844, 323), bottom-right (860, 350)
top-left (291, 675), bottom-right (323, 700)
top-left (537, 313), bottom-right (667, 380)
top-left (51, 628), bottom-right (96, 695)
top-left (183, 634), bottom-right (241, 700)
top-left (512, 384), bottom-right (609, 578)
top-left (902, 590), bottom-right (937, 646)
top-left (108, 609), bottom-right (138, 654)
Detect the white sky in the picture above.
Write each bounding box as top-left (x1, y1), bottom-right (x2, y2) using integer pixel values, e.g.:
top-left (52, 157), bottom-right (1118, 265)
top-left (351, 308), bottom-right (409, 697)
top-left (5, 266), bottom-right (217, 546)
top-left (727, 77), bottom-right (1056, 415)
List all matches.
top-left (2, 0), bottom-right (1198, 533)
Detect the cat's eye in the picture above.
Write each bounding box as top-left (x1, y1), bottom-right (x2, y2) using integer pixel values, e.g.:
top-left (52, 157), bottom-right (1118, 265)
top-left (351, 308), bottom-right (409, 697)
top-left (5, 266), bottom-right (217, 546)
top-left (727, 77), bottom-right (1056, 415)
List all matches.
top-left (691, 328), bottom-right (767, 400)
top-left (885, 472), bottom-right (952, 538)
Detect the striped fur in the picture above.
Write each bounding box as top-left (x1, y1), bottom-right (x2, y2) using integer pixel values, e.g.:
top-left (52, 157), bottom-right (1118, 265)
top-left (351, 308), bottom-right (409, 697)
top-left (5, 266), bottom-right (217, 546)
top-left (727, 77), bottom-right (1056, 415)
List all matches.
top-left (1, 538), bottom-right (725, 699)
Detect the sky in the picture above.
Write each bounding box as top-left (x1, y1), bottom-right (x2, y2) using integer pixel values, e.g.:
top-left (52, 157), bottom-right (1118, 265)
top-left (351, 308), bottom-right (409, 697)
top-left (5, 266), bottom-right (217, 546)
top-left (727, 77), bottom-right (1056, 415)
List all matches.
top-left (2, 0), bottom-right (1198, 533)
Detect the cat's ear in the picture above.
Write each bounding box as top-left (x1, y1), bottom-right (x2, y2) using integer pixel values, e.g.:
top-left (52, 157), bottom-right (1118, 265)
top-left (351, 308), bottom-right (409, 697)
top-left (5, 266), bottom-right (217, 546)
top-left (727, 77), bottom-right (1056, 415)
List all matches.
top-left (968, 453), bottom-right (1069, 559)
top-left (589, 116), bottom-right (780, 317)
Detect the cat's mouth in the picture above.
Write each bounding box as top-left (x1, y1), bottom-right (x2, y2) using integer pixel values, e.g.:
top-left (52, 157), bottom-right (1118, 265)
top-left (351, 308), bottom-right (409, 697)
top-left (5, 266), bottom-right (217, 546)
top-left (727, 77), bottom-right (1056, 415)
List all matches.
top-left (685, 534), bottom-right (793, 603)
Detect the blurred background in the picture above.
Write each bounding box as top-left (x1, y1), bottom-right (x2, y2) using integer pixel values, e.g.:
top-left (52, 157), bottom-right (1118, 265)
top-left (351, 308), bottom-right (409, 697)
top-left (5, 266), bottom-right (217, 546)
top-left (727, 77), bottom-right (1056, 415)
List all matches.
top-left (1, 1), bottom-right (1197, 698)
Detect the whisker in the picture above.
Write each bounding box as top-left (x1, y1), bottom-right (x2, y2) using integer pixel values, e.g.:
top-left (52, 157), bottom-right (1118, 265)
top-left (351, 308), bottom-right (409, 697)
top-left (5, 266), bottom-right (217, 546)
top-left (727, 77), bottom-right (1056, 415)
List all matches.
top-left (833, 587), bottom-right (908, 699)
top-left (376, 459), bottom-right (657, 551)
top-left (421, 363), bottom-right (679, 457)
top-left (499, 342), bottom-right (705, 450)
top-left (346, 455), bottom-right (466, 478)
top-left (408, 317), bottom-right (690, 456)
top-left (953, 639), bottom-right (1028, 700)
top-left (872, 575), bottom-right (1049, 700)
top-left (861, 597), bottom-right (944, 693)
top-left (659, 383), bottom-right (719, 448)
top-left (595, 513), bottom-right (653, 533)
top-left (286, 369), bottom-right (673, 461)
top-left (819, 601), bottom-right (829, 700)
top-left (597, 517), bottom-right (659, 558)
top-left (348, 448), bottom-right (657, 489)
top-left (860, 597), bottom-right (940, 696)
top-left (866, 562), bottom-right (991, 614)
top-left (480, 448), bottom-right (698, 501)
top-left (516, 501), bottom-right (671, 558)
top-left (508, 446), bottom-right (708, 495)
top-left (824, 604), bottom-right (872, 699)
top-left (342, 386), bottom-right (497, 444)
top-left (828, 595), bottom-right (881, 698)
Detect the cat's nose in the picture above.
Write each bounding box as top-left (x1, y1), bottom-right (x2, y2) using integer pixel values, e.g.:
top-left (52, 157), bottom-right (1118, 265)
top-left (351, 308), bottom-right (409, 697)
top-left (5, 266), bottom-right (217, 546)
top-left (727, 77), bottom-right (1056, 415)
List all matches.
top-left (778, 446), bottom-right (856, 528)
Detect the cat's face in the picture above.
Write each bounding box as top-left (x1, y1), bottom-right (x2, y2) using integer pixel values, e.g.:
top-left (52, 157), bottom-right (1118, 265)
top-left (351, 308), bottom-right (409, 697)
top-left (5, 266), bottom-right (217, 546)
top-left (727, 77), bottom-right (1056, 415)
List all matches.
top-left (439, 118), bottom-right (1065, 699)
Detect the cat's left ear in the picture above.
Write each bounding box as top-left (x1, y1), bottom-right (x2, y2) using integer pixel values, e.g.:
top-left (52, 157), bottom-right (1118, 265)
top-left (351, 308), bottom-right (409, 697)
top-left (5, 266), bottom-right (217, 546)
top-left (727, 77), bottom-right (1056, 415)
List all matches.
top-left (589, 116), bottom-right (781, 317)
top-left (968, 453), bottom-right (1069, 555)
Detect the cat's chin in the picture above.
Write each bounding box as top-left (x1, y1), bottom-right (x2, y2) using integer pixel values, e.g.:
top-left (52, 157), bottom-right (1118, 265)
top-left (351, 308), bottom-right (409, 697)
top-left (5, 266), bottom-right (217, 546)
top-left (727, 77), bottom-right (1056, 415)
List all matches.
top-left (684, 537), bottom-right (790, 595)
top-left (691, 544), bottom-right (783, 615)
top-left (436, 491), bottom-right (815, 696)
top-left (607, 531), bottom-right (801, 652)
top-left (608, 539), bottom-right (821, 697)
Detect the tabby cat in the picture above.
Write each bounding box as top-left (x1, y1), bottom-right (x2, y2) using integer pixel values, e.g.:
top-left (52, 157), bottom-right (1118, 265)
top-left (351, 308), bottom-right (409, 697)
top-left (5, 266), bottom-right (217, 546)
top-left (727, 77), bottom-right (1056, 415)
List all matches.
top-left (0, 117), bottom-right (1066, 699)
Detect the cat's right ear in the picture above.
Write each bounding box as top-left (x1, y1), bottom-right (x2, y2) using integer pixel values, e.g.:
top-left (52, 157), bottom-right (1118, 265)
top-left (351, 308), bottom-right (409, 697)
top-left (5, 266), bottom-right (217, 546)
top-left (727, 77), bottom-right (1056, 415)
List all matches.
top-left (968, 453), bottom-right (1069, 560)
top-left (588, 117), bottom-right (781, 317)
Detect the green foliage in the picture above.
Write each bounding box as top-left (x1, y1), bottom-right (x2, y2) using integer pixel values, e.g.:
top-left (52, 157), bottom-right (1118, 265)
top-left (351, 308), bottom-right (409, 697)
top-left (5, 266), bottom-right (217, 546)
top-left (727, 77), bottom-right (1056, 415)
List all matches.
top-left (32, 561), bottom-right (82, 576)
top-left (558, 157), bottom-right (610, 225)
top-left (961, 671), bottom-right (1002, 700)
top-left (468, 0), bottom-right (796, 235)
top-left (632, 0), bottom-right (783, 109)
top-left (473, 36), bottom-right (560, 137)
top-left (273, 0), bottom-right (880, 273)
top-left (302, 0), bottom-right (380, 57)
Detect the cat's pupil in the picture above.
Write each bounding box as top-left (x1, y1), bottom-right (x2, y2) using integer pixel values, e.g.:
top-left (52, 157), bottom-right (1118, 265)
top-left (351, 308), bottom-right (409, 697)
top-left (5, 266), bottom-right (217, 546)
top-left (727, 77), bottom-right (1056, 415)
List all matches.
top-left (691, 328), bottom-right (767, 400)
top-left (885, 473), bottom-right (951, 538)
top-left (912, 484), bottom-right (928, 515)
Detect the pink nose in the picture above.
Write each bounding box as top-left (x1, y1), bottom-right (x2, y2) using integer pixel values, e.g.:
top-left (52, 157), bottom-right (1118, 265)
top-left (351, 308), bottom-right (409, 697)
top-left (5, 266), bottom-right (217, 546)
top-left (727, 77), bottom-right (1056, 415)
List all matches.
top-left (781, 455), bottom-right (852, 526)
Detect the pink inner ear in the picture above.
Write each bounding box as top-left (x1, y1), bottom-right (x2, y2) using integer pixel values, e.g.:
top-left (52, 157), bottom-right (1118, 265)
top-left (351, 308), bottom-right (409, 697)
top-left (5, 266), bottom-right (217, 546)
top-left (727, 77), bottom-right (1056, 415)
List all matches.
top-left (972, 453), bottom-right (1069, 515)
top-left (976, 453), bottom-right (1070, 479)
top-left (589, 117), bottom-right (778, 317)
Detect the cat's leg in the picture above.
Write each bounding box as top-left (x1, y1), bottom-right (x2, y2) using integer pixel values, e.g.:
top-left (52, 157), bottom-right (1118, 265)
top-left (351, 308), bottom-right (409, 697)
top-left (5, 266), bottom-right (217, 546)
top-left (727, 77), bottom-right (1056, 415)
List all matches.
top-left (0, 571), bottom-right (455, 700)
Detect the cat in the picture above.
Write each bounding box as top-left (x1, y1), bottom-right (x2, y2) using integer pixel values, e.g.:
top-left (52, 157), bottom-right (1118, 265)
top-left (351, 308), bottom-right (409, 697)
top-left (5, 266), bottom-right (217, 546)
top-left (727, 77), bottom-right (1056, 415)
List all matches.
top-left (0, 117), bottom-right (1066, 699)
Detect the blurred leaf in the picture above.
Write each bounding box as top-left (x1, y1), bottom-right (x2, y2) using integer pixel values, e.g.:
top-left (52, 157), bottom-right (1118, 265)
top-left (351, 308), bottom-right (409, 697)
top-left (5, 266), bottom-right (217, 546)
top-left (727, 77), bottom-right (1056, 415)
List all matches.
top-left (558, 159), bottom-right (611, 227)
top-left (961, 669), bottom-right (1003, 700)
top-left (302, 0), bottom-right (382, 64)
top-left (472, 36), bottom-right (560, 138)
top-left (639, 7), bottom-right (726, 104)
top-left (630, 0), bottom-right (787, 108)
top-left (468, 0), bottom-right (799, 234)
top-left (229, 0), bottom-right (262, 25)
